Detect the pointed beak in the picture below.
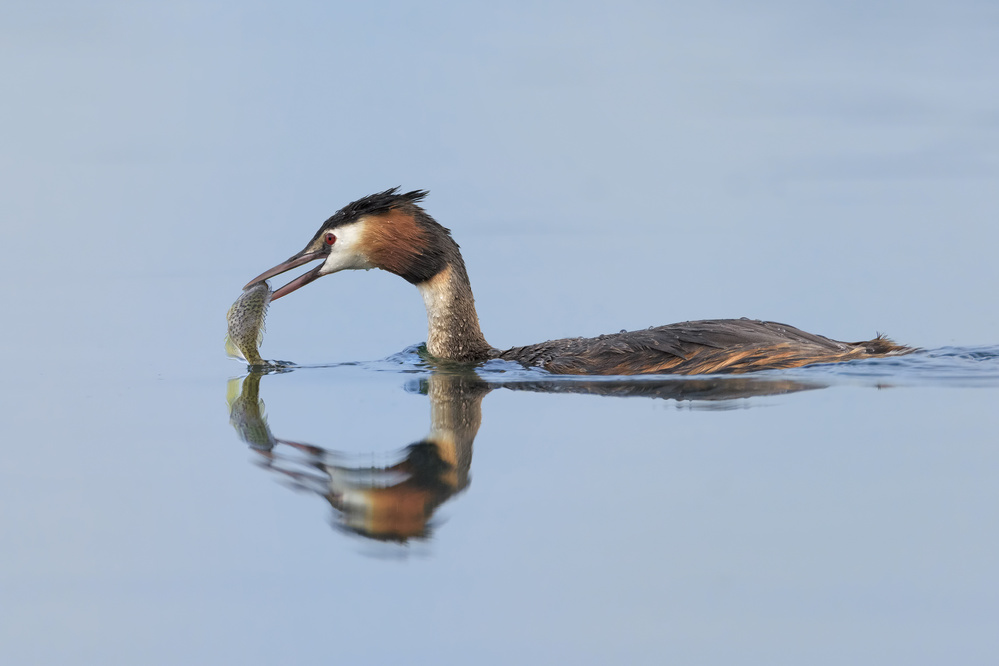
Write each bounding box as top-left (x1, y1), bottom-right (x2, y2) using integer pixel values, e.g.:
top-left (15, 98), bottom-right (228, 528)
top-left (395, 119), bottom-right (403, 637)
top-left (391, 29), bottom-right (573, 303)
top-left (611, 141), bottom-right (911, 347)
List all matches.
top-left (245, 249), bottom-right (327, 301)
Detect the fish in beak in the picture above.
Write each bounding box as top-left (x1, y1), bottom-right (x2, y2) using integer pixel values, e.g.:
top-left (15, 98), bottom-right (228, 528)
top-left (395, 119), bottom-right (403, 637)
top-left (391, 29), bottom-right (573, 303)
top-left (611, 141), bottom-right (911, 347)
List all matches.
top-left (244, 248), bottom-right (328, 301)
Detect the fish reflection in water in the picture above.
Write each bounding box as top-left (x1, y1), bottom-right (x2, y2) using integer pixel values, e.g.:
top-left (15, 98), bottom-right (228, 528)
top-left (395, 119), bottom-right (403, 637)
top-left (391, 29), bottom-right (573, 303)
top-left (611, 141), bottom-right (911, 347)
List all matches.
top-left (226, 368), bottom-right (824, 543)
top-left (226, 371), bottom-right (277, 451)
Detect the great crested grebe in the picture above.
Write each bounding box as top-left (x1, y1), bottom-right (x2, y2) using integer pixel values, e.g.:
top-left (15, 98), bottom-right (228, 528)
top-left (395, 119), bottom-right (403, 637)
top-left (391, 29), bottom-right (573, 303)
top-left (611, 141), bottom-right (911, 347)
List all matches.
top-left (246, 188), bottom-right (912, 375)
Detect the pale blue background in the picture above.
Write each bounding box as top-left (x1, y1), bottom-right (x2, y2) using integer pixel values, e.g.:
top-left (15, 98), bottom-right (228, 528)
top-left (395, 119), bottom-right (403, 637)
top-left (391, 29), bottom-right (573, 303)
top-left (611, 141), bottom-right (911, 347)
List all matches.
top-left (2, 2), bottom-right (998, 664)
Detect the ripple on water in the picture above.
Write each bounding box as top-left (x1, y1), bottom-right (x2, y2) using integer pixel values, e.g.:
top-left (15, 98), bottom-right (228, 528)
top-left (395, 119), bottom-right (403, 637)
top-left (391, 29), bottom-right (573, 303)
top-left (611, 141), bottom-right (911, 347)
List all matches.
top-left (246, 344), bottom-right (999, 400)
top-left (780, 345), bottom-right (999, 387)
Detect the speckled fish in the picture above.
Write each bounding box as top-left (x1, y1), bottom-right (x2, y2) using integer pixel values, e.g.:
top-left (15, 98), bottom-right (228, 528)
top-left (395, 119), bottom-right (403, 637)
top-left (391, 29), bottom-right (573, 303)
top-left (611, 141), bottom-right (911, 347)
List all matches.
top-left (225, 281), bottom-right (271, 365)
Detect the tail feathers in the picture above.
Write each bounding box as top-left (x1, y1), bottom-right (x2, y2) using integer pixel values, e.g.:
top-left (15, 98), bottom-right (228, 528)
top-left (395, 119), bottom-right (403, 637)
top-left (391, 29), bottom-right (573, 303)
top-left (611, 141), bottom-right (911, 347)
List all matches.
top-left (857, 333), bottom-right (914, 355)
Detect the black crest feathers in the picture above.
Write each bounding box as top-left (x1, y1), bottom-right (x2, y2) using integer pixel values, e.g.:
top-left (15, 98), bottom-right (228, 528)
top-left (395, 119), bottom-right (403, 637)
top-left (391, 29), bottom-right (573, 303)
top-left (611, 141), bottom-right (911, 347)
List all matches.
top-left (315, 187), bottom-right (429, 233)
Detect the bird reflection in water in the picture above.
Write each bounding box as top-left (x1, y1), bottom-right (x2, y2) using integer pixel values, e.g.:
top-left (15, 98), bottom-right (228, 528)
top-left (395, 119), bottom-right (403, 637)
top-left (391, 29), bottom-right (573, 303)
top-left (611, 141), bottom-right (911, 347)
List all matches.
top-left (227, 367), bottom-right (825, 544)
top-left (227, 370), bottom-right (486, 542)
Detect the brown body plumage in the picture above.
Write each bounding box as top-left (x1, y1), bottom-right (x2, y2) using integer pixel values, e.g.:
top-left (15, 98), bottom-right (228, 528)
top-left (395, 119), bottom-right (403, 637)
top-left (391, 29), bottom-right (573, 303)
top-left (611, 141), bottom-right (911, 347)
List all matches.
top-left (498, 319), bottom-right (908, 375)
top-left (246, 188), bottom-right (913, 375)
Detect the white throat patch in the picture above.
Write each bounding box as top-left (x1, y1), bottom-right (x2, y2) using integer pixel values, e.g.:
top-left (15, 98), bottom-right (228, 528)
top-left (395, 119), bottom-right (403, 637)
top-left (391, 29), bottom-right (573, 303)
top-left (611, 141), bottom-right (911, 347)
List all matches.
top-left (319, 219), bottom-right (375, 275)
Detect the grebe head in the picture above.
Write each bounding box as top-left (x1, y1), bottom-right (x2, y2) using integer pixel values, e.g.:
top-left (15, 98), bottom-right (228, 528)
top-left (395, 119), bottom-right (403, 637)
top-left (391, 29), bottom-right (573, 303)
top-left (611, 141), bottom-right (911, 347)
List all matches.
top-left (245, 188), bottom-right (456, 300)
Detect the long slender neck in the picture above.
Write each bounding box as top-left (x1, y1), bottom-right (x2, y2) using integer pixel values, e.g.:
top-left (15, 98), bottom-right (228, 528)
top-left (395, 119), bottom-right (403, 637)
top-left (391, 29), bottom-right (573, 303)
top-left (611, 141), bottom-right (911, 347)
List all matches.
top-left (416, 261), bottom-right (494, 362)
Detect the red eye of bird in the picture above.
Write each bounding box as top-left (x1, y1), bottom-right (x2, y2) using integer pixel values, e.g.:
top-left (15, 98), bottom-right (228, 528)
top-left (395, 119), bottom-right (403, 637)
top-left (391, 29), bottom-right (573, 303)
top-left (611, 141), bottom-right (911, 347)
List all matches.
top-left (325, 232), bottom-right (337, 246)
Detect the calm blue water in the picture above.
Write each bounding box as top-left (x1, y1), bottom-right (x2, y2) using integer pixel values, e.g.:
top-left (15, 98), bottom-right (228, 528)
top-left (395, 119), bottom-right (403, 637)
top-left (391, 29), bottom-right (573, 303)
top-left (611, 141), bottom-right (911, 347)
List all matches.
top-left (230, 345), bottom-right (999, 544)
top-left (3, 2), bottom-right (998, 665)
top-left (214, 347), bottom-right (999, 664)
